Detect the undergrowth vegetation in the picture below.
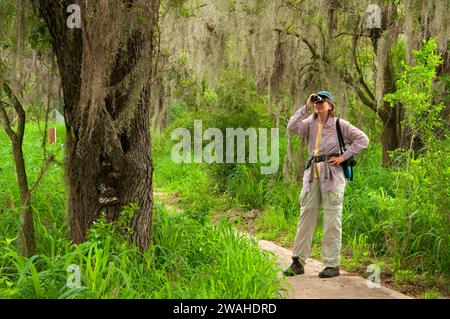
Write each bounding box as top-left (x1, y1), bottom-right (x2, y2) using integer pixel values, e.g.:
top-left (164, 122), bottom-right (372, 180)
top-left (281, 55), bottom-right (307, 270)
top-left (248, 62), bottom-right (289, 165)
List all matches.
top-left (0, 126), bottom-right (284, 299)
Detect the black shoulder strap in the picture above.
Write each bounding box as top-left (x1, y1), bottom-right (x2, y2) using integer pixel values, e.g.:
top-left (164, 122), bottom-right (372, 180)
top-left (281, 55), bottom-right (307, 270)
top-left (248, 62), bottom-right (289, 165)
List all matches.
top-left (336, 118), bottom-right (346, 155)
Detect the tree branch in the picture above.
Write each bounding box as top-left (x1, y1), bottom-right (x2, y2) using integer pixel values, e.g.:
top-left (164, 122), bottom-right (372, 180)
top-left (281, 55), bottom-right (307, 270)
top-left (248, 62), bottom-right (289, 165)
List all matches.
top-left (352, 32), bottom-right (376, 102)
top-left (0, 101), bottom-right (16, 139)
top-left (333, 32), bottom-right (370, 38)
top-left (335, 68), bottom-right (389, 121)
top-left (29, 147), bottom-right (63, 195)
top-left (274, 27), bottom-right (320, 60)
top-left (312, 22), bottom-right (326, 59)
top-left (3, 83), bottom-right (26, 144)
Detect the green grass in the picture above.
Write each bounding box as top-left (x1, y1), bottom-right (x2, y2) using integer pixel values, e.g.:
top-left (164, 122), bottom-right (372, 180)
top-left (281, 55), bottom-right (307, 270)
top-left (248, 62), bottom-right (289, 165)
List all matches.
top-left (0, 124), bottom-right (285, 299)
top-left (423, 288), bottom-right (442, 299)
top-left (0, 204), bottom-right (285, 298)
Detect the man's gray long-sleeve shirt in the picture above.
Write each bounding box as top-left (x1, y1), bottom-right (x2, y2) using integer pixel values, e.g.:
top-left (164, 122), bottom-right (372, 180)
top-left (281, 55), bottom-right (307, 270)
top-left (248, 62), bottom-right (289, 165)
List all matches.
top-left (287, 105), bottom-right (369, 192)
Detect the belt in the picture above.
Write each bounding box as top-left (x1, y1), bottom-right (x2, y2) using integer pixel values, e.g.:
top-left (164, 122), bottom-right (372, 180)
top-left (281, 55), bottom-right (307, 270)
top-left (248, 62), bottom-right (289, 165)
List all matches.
top-left (306, 153), bottom-right (341, 182)
top-left (312, 153), bottom-right (340, 163)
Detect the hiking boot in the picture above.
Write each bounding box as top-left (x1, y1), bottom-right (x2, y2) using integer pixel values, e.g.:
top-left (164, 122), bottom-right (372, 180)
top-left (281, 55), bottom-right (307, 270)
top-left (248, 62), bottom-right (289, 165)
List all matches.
top-left (319, 266), bottom-right (340, 278)
top-left (283, 257), bottom-right (304, 276)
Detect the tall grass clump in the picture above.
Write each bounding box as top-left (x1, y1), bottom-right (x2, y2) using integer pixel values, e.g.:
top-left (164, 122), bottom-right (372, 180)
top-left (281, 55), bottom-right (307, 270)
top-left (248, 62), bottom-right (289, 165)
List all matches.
top-left (0, 203), bottom-right (284, 298)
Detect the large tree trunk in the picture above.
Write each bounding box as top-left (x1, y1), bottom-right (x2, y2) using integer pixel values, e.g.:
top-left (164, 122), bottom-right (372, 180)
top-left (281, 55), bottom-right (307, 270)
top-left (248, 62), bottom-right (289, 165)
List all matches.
top-left (36, 0), bottom-right (159, 250)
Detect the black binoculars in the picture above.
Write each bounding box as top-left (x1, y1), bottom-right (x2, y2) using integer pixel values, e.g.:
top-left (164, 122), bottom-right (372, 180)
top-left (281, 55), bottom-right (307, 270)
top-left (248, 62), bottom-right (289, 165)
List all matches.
top-left (310, 94), bottom-right (324, 103)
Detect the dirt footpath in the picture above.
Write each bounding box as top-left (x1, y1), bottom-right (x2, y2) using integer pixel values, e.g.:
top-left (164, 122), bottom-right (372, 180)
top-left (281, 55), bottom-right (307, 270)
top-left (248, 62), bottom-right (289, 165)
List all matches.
top-left (259, 240), bottom-right (412, 299)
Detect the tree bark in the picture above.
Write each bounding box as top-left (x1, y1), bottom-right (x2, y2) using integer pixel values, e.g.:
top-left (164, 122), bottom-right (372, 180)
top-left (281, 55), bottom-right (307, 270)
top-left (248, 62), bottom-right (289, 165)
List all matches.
top-left (12, 136), bottom-right (36, 256)
top-left (381, 105), bottom-right (400, 166)
top-left (379, 49), bottom-right (401, 166)
top-left (36, 0), bottom-right (158, 250)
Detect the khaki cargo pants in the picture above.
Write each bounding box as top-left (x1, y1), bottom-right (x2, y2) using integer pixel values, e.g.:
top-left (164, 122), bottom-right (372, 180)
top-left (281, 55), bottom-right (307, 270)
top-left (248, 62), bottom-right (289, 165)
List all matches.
top-left (293, 172), bottom-right (346, 268)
